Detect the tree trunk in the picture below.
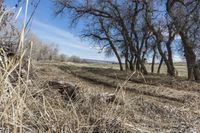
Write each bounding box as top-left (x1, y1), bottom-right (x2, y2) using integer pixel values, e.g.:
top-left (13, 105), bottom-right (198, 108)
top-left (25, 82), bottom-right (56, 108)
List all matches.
top-left (125, 60), bottom-right (128, 71)
top-left (118, 57), bottom-right (123, 71)
top-left (166, 1), bottom-right (200, 81)
top-left (166, 37), bottom-right (175, 76)
top-left (129, 60), bottom-right (134, 71)
top-left (125, 47), bottom-right (129, 71)
top-left (111, 47), bottom-right (123, 71)
top-left (136, 58), bottom-right (140, 71)
top-left (193, 63), bottom-right (200, 81)
top-left (141, 62), bottom-right (148, 75)
top-left (108, 40), bottom-right (123, 71)
top-left (135, 53), bottom-right (141, 71)
top-left (133, 56), bottom-right (137, 71)
top-left (179, 30), bottom-right (199, 80)
top-left (157, 57), bottom-right (163, 74)
top-left (129, 53), bottom-right (134, 71)
top-left (99, 20), bottom-right (123, 71)
top-left (148, 22), bottom-right (175, 76)
top-left (135, 54), bottom-right (148, 74)
top-left (157, 41), bottom-right (175, 76)
top-left (151, 49), bottom-right (156, 73)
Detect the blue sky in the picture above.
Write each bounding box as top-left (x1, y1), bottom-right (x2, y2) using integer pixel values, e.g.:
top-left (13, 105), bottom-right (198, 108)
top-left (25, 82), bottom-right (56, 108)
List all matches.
top-left (4, 0), bottom-right (183, 62)
top-left (5, 0), bottom-right (116, 61)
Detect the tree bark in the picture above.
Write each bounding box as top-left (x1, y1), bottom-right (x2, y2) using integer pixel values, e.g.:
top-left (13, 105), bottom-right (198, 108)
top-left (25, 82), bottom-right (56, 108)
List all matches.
top-left (99, 19), bottom-right (123, 71)
top-left (166, 0), bottom-right (200, 81)
top-left (151, 49), bottom-right (156, 73)
top-left (165, 28), bottom-right (176, 76)
top-left (157, 41), bottom-right (175, 76)
top-left (129, 52), bottom-right (134, 71)
top-left (125, 47), bottom-right (129, 71)
top-left (117, 56), bottom-right (123, 71)
top-left (179, 30), bottom-right (198, 80)
top-left (141, 62), bottom-right (148, 74)
top-left (133, 55), bottom-right (137, 71)
top-left (129, 60), bottom-right (134, 71)
top-left (147, 26), bottom-right (175, 76)
top-left (193, 63), bottom-right (200, 81)
top-left (157, 57), bottom-right (163, 74)
top-left (135, 54), bottom-right (148, 74)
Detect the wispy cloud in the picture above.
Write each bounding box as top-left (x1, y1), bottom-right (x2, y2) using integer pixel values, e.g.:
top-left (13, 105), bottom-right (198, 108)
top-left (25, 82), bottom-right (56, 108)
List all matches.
top-left (31, 19), bottom-right (114, 61)
top-left (32, 20), bottom-right (92, 51)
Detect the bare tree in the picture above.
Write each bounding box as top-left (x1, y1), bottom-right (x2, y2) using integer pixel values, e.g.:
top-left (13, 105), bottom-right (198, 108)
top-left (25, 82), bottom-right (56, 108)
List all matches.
top-left (59, 54), bottom-right (67, 62)
top-left (143, 1), bottom-right (177, 76)
top-left (82, 17), bottom-right (124, 71)
top-left (27, 33), bottom-right (60, 61)
top-left (52, 0), bottom-right (200, 81)
top-left (53, 0), bottom-right (149, 73)
top-left (0, 1), bottom-right (19, 54)
top-left (166, 0), bottom-right (200, 80)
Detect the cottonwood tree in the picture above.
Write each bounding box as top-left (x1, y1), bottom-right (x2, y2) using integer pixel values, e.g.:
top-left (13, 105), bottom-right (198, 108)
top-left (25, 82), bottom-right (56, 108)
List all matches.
top-left (82, 17), bottom-right (124, 70)
top-left (53, 0), bottom-right (149, 73)
top-left (143, 1), bottom-right (177, 76)
top-left (53, 0), bottom-right (200, 81)
top-left (166, 0), bottom-right (200, 80)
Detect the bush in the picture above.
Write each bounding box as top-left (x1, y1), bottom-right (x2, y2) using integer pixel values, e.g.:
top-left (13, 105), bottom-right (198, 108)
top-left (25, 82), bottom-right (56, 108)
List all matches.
top-left (68, 55), bottom-right (81, 63)
top-left (59, 54), bottom-right (67, 62)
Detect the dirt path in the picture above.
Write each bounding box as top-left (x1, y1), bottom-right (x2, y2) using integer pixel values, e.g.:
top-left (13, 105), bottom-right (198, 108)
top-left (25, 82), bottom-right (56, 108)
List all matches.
top-left (61, 64), bottom-right (200, 93)
top-left (36, 63), bottom-right (117, 94)
top-left (57, 64), bottom-right (199, 104)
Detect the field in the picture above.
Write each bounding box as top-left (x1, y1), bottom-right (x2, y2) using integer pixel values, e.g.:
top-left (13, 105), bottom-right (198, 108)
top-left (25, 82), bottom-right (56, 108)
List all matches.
top-left (50, 61), bottom-right (188, 76)
top-left (33, 62), bottom-right (200, 132)
top-left (2, 0), bottom-right (200, 132)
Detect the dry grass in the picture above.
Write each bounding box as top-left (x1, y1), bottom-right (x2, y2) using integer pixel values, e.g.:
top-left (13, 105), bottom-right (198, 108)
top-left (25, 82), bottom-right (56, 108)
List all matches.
top-left (34, 62), bottom-right (200, 132)
top-left (1, 51), bottom-right (200, 132)
top-left (1, 2), bottom-right (200, 133)
top-left (46, 61), bottom-right (188, 77)
top-left (0, 51), bottom-right (134, 132)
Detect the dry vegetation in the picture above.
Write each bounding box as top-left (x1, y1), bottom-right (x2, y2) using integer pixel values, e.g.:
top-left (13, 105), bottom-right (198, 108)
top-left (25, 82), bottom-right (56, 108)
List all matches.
top-left (1, 51), bottom-right (200, 132)
top-left (33, 62), bottom-right (200, 132)
top-left (1, 0), bottom-right (200, 133)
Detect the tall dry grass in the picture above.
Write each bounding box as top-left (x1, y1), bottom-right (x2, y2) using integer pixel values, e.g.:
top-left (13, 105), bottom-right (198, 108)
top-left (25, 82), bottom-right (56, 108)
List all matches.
top-left (0, 1), bottom-right (58, 132)
top-left (0, 1), bottom-right (34, 132)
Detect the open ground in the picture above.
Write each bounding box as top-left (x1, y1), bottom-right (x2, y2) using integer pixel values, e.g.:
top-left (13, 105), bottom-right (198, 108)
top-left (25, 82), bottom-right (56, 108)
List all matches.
top-left (34, 62), bottom-right (200, 132)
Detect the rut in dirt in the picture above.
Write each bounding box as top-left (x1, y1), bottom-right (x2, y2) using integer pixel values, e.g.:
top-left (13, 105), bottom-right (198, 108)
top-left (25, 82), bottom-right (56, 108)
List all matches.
top-left (57, 65), bottom-right (199, 104)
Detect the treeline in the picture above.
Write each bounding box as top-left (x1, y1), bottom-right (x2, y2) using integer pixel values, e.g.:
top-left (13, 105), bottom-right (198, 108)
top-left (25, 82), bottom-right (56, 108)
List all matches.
top-left (27, 34), bottom-right (59, 61)
top-left (29, 34), bottom-right (82, 62)
top-left (53, 0), bottom-right (200, 81)
top-left (0, 0), bottom-right (19, 54)
top-left (0, 1), bottom-right (83, 64)
top-left (0, 0), bottom-right (83, 64)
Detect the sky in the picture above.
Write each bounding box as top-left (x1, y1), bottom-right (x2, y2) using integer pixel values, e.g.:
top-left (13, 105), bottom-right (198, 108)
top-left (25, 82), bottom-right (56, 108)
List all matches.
top-left (4, 0), bottom-right (183, 62)
top-left (5, 0), bottom-right (116, 61)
